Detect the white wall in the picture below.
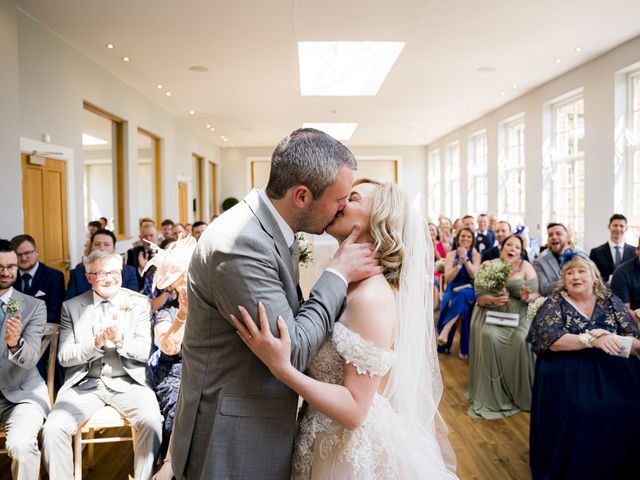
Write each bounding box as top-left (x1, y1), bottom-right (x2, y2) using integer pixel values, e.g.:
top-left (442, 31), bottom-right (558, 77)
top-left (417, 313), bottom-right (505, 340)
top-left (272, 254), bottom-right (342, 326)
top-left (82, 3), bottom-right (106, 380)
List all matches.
top-left (13, 11), bottom-right (221, 260)
top-left (427, 35), bottom-right (640, 251)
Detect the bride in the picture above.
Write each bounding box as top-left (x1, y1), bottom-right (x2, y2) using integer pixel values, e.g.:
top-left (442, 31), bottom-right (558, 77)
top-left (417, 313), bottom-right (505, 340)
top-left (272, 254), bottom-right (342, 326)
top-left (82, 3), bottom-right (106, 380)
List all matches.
top-left (232, 179), bottom-right (458, 479)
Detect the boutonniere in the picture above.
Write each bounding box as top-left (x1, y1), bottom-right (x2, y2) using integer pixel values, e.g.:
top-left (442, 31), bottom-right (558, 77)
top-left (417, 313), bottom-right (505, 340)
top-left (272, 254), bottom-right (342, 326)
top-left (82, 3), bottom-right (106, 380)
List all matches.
top-left (119, 299), bottom-right (136, 313)
top-left (6, 298), bottom-right (21, 315)
top-left (296, 233), bottom-right (313, 267)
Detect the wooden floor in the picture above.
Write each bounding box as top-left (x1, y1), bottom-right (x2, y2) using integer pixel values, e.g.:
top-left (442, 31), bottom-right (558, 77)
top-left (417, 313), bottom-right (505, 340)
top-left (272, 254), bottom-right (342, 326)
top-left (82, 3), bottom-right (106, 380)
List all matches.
top-left (1, 339), bottom-right (530, 479)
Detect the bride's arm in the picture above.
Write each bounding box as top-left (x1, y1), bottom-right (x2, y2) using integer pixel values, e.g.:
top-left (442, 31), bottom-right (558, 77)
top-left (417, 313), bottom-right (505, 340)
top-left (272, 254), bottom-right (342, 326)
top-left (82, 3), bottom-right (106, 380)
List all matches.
top-left (232, 292), bottom-right (394, 431)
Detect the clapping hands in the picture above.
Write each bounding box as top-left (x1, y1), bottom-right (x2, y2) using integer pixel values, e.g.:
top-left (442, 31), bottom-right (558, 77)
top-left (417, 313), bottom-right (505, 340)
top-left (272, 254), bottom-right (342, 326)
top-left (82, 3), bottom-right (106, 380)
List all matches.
top-left (5, 314), bottom-right (22, 350)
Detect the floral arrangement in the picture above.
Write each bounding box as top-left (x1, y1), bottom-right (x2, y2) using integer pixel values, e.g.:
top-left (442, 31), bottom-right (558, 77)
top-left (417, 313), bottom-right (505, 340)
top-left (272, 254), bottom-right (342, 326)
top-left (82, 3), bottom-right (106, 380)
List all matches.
top-left (6, 298), bottom-right (21, 315)
top-left (474, 259), bottom-right (512, 292)
top-left (296, 233), bottom-right (314, 267)
top-left (527, 296), bottom-right (547, 322)
top-left (434, 259), bottom-right (446, 273)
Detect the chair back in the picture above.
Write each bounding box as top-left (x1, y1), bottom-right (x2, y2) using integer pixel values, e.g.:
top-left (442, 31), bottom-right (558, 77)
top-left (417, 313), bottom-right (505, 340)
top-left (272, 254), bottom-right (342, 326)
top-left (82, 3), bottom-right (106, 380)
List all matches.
top-left (40, 323), bottom-right (60, 405)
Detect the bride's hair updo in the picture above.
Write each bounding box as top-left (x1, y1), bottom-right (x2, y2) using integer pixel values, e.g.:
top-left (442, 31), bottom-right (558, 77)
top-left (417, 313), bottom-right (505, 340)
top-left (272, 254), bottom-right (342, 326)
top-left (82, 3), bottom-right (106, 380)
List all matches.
top-left (353, 179), bottom-right (408, 288)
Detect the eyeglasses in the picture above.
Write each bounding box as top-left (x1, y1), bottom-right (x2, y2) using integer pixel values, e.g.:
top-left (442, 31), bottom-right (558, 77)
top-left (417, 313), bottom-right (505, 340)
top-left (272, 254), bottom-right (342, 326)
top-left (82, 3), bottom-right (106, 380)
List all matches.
top-left (86, 270), bottom-right (122, 281)
top-left (16, 249), bottom-right (36, 258)
top-left (0, 265), bottom-right (18, 273)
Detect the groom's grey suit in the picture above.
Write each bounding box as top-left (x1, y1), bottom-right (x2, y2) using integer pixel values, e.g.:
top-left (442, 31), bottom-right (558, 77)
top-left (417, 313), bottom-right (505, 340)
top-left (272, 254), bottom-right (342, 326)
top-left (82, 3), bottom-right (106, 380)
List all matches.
top-left (171, 189), bottom-right (347, 479)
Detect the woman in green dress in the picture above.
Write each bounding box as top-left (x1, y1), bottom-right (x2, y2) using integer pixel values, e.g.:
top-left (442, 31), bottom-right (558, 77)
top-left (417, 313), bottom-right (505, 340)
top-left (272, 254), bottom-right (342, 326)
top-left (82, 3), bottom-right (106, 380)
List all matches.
top-left (467, 235), bottom-right (539, 419)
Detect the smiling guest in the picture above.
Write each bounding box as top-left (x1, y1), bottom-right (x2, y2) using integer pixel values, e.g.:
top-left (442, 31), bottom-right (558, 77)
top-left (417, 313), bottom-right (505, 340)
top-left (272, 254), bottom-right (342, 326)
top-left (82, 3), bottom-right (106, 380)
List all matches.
top-left (589, 214), bottom-right (635, 283)
top-left (533, 223), bottom-right (573, 296)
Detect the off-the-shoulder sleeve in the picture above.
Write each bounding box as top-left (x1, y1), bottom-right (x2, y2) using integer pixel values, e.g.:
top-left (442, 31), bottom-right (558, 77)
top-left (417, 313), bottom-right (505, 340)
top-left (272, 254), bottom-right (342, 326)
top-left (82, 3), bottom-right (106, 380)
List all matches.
top-left (332, 323), bottom-right (396, 377)
top-left (526, 293), bottom-right (568, 353)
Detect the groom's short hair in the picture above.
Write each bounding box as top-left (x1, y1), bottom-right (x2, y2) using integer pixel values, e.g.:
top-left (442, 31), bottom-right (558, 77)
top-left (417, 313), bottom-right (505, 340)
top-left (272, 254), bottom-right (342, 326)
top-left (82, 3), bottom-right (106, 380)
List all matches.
top-left (266, 128), bottom-right (356, 200)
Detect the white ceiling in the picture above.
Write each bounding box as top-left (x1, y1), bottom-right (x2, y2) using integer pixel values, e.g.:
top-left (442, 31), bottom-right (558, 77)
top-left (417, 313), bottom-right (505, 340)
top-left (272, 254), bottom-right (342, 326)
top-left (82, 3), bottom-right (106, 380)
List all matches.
top-left (17, 0), bottom-right (640, 147)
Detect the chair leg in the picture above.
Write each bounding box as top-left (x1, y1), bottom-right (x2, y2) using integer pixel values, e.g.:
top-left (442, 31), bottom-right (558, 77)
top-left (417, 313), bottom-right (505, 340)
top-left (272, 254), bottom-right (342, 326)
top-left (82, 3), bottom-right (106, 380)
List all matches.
top-left (88, 428), bottom-right (95, 469)
top-left (73, 431), bottom-right (82, 480)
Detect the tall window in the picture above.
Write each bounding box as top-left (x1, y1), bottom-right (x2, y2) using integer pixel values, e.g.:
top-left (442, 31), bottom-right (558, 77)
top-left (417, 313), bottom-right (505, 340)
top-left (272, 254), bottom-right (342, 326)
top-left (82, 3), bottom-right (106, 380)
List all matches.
top-left (550, 95), bottom-right (585, 245)
top-left (467, 132), bottom-right (488, 216)
top-left (499, 117), bottom-right (526, 225)
top-left (136, 128), bottom-right (161, 225)
top-left (428, 149), bottom-right (441, 221)
top-left (444, 142), bottom-right (461, 219)
top-left (627, 71), bottom-right (640, 238)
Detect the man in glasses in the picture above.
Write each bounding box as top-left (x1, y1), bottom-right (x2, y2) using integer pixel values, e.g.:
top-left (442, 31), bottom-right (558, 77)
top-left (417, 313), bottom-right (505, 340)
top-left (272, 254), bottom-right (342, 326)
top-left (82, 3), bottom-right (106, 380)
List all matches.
top-left (42, 250), bottom-right (162, 480)
top-left (0, 239), bottom-right (49, 480)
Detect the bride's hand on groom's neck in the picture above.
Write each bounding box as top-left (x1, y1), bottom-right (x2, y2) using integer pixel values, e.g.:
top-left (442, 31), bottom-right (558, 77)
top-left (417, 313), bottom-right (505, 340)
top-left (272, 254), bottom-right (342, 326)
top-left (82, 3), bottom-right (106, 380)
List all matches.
top-left (330, 224), bottom-right (383, 284)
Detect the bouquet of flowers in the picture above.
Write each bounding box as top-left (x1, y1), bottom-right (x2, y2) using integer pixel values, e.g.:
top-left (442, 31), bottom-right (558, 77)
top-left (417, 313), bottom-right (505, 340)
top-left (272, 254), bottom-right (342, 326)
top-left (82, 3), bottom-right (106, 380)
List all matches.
top-left (434, 259), bottom-right (446, 273)
top-left (527, 296), bottom-right (547, 322)
top-left (474, 259), bottom-right (512, 292)
top-left (296, 233), bottom-right (314, 267)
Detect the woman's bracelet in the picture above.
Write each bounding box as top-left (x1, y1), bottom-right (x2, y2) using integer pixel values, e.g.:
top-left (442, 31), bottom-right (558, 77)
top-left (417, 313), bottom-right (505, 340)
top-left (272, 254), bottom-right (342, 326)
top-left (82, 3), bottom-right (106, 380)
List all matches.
top-left (578, 332), bottom-right (595, 348)
top-left (175, 312), bottom-right (187, 324)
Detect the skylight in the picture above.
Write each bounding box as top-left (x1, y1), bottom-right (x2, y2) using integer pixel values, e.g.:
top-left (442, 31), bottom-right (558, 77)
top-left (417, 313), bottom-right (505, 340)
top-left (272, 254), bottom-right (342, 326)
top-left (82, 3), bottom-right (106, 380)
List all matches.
top-left (298, 41), bottom-right (405, 96)
top-left (303, 122), bottom-right (358, 141)
top-left (82, 133), bottom-right (108, 146)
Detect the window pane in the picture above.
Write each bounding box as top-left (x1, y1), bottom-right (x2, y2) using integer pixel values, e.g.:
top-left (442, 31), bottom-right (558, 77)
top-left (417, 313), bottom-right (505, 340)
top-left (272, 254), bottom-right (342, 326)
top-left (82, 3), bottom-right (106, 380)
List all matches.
top-left (83, 110), bottom-right (114, 229)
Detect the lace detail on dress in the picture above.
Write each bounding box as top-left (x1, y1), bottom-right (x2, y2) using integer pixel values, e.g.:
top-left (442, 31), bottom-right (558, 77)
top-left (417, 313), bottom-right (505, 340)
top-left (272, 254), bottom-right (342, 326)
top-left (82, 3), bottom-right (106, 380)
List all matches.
top-left (332, 322), bottom-right (396, 377)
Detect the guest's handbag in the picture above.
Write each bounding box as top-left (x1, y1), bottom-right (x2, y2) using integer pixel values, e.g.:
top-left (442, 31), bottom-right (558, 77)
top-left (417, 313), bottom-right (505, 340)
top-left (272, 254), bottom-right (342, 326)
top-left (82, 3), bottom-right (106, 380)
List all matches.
top-left (485, 310), bottom-right (520, 327)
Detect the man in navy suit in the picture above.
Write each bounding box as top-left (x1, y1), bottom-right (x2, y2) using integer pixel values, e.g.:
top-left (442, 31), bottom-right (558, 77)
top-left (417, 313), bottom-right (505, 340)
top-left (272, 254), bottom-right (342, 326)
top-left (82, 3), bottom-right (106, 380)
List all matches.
top-left (10, 234), bottom-right (65, 324)
top-left (65, 229), bottom-right (138, 300)
top-left (589, 214), bottom-right (636, 283)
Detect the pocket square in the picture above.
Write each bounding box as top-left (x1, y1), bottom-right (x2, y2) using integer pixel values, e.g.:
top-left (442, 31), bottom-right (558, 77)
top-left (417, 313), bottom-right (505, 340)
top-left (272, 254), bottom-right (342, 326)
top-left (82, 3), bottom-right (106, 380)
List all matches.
top-left (35, 290), bottom-right (46, 297)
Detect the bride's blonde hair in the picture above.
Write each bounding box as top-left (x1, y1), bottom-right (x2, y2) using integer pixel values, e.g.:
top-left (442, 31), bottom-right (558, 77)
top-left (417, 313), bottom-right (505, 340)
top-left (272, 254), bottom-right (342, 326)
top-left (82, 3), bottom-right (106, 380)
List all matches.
top-left (353, 178), bottom-right (408, 288)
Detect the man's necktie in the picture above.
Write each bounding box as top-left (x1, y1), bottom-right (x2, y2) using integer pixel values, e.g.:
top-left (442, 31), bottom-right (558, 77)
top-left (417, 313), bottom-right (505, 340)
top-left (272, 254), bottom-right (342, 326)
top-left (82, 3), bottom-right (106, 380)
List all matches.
top-left (0, 299), bottom-right (5, 325)
top-left (615, 245), bottom-right (622, 267)
top-left (22, 273), bottom-right (32, 293)
top-left (289, 241), bottom-right (300, 285)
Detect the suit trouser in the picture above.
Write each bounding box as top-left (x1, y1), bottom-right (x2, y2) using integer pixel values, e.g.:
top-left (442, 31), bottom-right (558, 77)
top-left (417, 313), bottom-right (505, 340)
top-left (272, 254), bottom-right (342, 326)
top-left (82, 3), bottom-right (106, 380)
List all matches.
top-left (0, 397), bottom-right (45, 480)
top-left (43, 379), bottom-right (163, 480)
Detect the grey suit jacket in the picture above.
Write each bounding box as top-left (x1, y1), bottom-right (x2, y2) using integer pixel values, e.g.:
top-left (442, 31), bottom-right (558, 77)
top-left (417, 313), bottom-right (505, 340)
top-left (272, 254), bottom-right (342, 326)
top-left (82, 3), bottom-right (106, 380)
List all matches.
top-left (0, 289), bottom-right (50, 416)
top-left (172, 189), bottom-right (347, 480)
top-left (57, 288), bottom-right (153, 394)
top-left (533, 250), bottom-right (562, 296)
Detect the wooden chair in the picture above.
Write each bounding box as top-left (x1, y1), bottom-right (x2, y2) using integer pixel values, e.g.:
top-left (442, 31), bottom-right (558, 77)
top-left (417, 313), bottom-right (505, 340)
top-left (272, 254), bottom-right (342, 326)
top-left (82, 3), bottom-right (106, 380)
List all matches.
top-left (0, 322), bottom-right (60, 455)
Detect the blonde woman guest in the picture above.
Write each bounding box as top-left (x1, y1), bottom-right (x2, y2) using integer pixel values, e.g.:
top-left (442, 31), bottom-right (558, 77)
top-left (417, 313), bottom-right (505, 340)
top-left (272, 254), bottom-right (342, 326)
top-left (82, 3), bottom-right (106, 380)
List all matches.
top-left (466, 235), bottom-right (538, 419)
top-left (527, 253), bottom-right (640, 479)
top-left (438, 216), bottom-right (454, 251)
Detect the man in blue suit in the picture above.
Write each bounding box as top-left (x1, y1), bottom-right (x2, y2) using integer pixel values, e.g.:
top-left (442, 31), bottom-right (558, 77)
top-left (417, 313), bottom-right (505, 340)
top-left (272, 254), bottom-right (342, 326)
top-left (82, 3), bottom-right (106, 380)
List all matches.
top-left (589, 214), bottom-right (636, 283)
top-left (65, 229), bottom-right (138, 300)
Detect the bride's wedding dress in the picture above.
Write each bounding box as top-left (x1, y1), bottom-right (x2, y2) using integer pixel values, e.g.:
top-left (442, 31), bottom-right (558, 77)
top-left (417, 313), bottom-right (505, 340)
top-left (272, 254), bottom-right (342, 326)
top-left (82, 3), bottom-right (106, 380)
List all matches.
top-left (292, 322), bottom-right (458, 479)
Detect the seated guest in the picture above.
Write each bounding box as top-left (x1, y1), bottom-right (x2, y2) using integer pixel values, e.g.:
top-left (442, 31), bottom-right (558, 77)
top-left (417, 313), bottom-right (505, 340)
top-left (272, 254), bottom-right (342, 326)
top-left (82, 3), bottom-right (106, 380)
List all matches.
top-left (84, 220), bottom-right (102, 256)
top-left (171, 223), bottom-right (186, 239)
top-left (589, 213), bottom-right (635, 283)
top-left (191, 221), bottom-right (207, 241)
top-left (533, 222), bottom-right (572, 296)
top-left (185, 223), bottom-right (193, 235)
top-left (481, 221), bottom-right (530, 262)
top-left (159, 218), bottom-right (175, 242)
top-left (43, 250), bottom-right (162, 480)
top-left (488, 214), bottom-right (497, 232)
top-left (467, 235), bottom-right (538, 419)
top-left (452, 215), bottom-right (475, 249)
top-left (475, 213), bottom-right (497, 255)
top-left (611, 238), bottom-right (640, 315)
top-left (98, 217), bottom-right (108, 229)
top-left (0, 239), bottom-right (49, 480)
top-left (127, 223), bottom-right (158, 290)
top-left (526, 253), bottom-right (640, 480)
top-left (143, 235), bottom-right (196, 461)
top-left (437, 227), bottom-right (480, 358)
top-left (11, 234), bottom-right (65, 324)
top-left (438, 216), bottom-right (454, 252)
top-left (65, 229), bottom-right (138, 299)
top-left (428, 222), bottom-right (443, 299)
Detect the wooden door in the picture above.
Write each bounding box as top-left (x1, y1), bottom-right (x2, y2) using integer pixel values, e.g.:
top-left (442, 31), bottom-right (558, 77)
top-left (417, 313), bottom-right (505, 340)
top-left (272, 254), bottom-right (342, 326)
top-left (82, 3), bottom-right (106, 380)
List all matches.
top-left (21, 154), bottom-right (70, 280)
top-left (178, 181), bottom-right (189, 225)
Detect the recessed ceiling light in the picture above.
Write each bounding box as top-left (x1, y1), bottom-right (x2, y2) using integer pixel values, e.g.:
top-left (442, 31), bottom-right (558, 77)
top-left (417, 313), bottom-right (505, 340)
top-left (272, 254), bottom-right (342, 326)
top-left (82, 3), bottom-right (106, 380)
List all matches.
top-left (302, 122), bottom-right (358, 140)
top-left (500, 91), bottom-right (506, 96)
top-left (555, 58), bottom-right (561, 64)
top-left (220, 135), bottom-right (225, 140)
top-left (210, 127), bottom-right (216, 132)
top-left (223, 138), bottom-right (228, 142)
top-left (189, 110), bottom-right (195, 115)
top-left (106, 43), bottom-right (114, 49)
top-left (298, 41), bottom-right (404, 96)
top-left (122, 56), bottom-right (130, 62)
top-left (575, 47), bottom-right (582, 52)
top-left (165, 91), bottom-right (172, 97)
top-left (512, 84), bottom-right (519, 89)
top-left (206, 124), bottom-right (211, 129)
top-left (189, 65), bottom-right (210, 73)
top-left (156, 84), bottom-right (163, 89)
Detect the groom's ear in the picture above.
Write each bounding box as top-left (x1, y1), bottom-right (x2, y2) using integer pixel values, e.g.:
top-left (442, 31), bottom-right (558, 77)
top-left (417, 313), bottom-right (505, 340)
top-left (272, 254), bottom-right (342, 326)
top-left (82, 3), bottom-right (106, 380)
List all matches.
top-left (290, 185), bottom-right (312, 209)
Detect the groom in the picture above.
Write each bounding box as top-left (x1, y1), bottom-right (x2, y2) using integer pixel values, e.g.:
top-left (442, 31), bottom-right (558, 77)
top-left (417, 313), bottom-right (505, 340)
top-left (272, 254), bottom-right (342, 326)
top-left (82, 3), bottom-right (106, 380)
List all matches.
top-left (171, 128), bottom-right (381, 479)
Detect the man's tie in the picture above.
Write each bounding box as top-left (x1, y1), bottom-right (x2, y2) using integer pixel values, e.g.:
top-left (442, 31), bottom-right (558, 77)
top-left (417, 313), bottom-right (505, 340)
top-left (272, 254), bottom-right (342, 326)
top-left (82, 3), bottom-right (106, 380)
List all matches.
top-left (22, 273), bottom-right (32, 293)
top-left (0, 299), bottom-right (5, 325)
top-left (614, 245), bottom-right (622, 267)
top-left (289, 241), bottom-right (300, 285)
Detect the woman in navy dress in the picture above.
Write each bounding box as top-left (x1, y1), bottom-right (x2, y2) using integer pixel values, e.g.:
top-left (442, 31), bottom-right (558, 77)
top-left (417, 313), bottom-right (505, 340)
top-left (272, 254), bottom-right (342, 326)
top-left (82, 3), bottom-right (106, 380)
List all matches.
top-left (437, 227), bottom-right (480, 357)
top-left (527, 253), bottom-right (640, 480)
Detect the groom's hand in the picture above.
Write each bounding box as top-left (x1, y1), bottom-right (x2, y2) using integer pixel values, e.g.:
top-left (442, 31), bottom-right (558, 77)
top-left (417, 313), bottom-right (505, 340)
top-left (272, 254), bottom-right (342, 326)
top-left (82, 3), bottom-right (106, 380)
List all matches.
top-left (329, 224), bottom-right (383, 284)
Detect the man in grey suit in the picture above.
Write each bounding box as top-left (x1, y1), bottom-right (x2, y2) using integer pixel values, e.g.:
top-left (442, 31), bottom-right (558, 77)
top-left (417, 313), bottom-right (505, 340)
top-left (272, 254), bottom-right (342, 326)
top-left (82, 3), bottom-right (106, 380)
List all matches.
top-left (43, 250), bottom-right (162, 480)
top-left (0, 239), bottom-right (49, 480)
top-left (171, 128), bottom-right (381, 479)
top-left (534, 222), bottom-right (572, 296)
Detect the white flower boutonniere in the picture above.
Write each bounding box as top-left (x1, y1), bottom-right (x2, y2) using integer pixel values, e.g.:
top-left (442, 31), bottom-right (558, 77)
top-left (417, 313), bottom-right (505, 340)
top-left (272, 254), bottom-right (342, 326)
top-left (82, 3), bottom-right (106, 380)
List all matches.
top-left (296, 233), bottom-right (314, 268)
top-left (119, 299), bottom-right (136, 313)
top-left (6, 298), bottom-right (21, 316)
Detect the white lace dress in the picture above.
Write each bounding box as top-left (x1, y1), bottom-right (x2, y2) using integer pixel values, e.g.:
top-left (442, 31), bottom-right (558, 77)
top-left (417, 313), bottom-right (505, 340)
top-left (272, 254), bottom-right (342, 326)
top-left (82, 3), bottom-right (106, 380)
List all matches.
top-left (292, 323), bottom-right (457, 479)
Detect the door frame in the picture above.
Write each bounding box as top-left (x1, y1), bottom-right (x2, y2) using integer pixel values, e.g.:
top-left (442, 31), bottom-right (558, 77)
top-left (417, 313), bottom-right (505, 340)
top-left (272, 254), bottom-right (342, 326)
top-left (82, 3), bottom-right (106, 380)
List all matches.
top-left (19, 137), bottom-right (79, 266)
